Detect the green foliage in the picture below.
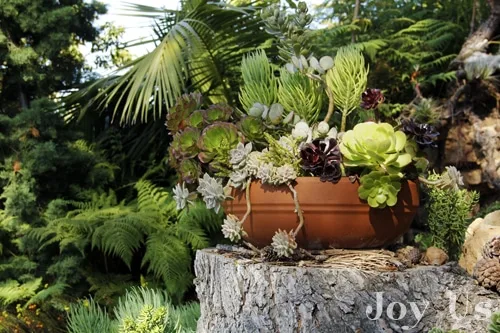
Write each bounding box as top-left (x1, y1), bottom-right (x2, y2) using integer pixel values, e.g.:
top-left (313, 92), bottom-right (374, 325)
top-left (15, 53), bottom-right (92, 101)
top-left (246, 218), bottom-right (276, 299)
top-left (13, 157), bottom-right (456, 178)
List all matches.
top-left (29, 180), bottom-right (221, 301)
top-left (67, 288), bottom-right (199, 333)
top-left (420, 172), bottom-right (480, 259)
top-left (70, 0), bottom-right (273, 124)
top-left (313, 0), bottom-right (470, 103)
top-left (489, 312), bottom-right (500, 333)
top-left (0, 0), bottom-right (106, 110)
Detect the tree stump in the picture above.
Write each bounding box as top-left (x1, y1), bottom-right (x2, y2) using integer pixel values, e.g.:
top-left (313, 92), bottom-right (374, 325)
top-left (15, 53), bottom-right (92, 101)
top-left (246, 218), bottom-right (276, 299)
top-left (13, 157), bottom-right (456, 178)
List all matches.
top-left (194, 249), bottom-right (500, 333)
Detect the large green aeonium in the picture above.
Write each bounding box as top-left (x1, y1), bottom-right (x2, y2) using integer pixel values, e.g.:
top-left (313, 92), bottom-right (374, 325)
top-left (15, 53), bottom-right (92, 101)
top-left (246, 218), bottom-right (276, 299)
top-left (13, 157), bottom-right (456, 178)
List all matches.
top-left (198, 122), bottom-right (243, 175)
top-left (340, 122), bottom-right (414, 175)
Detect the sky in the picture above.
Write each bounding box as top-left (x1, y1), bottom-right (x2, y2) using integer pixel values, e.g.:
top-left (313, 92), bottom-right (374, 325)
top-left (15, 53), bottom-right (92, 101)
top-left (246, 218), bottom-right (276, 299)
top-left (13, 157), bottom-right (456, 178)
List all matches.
top-left (83, 0), bottom-right (323, 71)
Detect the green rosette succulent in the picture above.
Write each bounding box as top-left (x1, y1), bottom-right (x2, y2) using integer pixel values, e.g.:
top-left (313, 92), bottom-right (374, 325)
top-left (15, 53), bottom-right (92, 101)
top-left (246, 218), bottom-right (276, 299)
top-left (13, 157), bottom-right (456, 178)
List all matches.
top-left (188, 110), bottom-right (205, 129)
top-left (178, 158), bottom-right (202, 184)
top-left (238, 116), bottom-right (265, 142)
top-left (166, 92), bottom-right (203, 133)
top-left (340, 122), bottom-right (414, 174)
top-left (204, 103), bottom-right (233, 123)
top-left (358, 171), bottom-right (402, 208)
top-left (197, 122), bottom-right (242, 173)
top-left (169, 127), bottom-right (201, 162)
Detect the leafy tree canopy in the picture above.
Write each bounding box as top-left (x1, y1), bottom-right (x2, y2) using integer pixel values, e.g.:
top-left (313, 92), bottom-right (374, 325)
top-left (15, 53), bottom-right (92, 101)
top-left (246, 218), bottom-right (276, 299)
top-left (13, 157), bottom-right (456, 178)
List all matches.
top-left (0, 0), bottom-right (106, 112)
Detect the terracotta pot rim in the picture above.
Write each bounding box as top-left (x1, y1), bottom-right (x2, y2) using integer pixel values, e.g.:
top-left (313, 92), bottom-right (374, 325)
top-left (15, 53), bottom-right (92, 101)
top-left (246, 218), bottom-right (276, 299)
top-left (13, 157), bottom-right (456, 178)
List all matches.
top-left (246, 176), bottom-right (418, 184)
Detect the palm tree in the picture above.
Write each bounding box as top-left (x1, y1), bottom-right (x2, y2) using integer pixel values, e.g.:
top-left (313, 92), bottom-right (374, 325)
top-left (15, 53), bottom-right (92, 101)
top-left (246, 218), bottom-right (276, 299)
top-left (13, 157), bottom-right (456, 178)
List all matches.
top-left (68, 0), bottom-right (274, 126)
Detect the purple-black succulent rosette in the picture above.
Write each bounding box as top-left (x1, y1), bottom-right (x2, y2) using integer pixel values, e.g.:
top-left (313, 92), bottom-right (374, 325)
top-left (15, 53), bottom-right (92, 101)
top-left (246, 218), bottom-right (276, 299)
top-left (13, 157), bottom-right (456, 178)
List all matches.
top-left (401, 118), bottom-right (439, 148)
top-left (300, 138), bottom-right (342, 183)
top-left (361, 88), bottom-right (385, 110)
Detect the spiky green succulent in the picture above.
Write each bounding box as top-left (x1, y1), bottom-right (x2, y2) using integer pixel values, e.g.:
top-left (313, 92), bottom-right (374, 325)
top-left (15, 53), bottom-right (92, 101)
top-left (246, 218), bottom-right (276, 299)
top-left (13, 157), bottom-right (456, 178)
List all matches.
top-left (197, 122), bottom-right (242, 174)
top-left (358, 171), bottom-right (402, 208)
top-left (166, 92), bottom-right (203, 133)
top-left (277, 68), bottom-right (323, 123)
top-left (325, 46), bottom-right (368, 132)
top-left (239, 50), bottom-right (278, 112)
top-left (340, 122), bottom-right (414, 175)
top-left (271, 229), bottom-right (297, 258)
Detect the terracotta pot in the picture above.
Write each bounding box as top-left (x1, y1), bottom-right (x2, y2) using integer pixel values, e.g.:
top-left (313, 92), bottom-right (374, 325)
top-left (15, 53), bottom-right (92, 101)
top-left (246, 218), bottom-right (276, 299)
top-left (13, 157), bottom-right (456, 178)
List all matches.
top-left (223, 177), bottom-right (419, 249)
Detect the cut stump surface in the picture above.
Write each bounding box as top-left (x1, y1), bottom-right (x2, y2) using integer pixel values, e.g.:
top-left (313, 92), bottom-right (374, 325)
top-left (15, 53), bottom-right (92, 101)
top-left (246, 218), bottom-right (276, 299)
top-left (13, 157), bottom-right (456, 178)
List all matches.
top-left (194, 249), bottom-right (500, 333)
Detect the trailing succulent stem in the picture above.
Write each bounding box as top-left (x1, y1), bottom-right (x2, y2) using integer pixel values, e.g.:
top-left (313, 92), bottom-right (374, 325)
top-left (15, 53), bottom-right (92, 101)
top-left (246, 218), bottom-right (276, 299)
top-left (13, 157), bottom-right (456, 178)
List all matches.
top-left (288, 183), bottom-right (304, 238)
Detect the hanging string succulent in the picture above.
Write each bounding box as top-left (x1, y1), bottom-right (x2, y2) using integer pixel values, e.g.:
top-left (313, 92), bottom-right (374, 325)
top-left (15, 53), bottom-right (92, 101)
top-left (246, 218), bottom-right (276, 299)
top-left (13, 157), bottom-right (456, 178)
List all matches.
top-left (239, 50), bottom-right (278, 113)
top-left (325, 46), bottom-right (368, 132)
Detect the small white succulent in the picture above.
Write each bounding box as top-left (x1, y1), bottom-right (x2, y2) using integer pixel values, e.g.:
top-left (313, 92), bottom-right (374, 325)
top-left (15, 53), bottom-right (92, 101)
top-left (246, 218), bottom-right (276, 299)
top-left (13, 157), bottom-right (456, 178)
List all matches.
top-left (222, 214), bottom-right (247, 242)
top-left (317, 121), bottom-right (330, 135)
top-left (271, 229), bottom-right (297, 258)
top-left (274, 164), bottom-right (297, 185)
top-left (197, 173), bottom-right (226, 213)
top-left (245, 151), bottom-right (263, 177)
top-left (256, 163), bottom-right (276, 184)
top-left (172, 182), bottom-right (194, 210)
top-left (229, 169), bottom-right (248, 189)
top-left (292, 121), bottom-right (312, 142)
top-left (229, 142), bottom-right (253, 169)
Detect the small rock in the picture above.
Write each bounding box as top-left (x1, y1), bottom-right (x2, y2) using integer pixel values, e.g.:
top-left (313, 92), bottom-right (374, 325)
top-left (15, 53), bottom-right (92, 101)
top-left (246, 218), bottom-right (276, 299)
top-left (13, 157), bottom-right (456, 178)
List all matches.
top-left (421, 247), bottom-right (448, 266)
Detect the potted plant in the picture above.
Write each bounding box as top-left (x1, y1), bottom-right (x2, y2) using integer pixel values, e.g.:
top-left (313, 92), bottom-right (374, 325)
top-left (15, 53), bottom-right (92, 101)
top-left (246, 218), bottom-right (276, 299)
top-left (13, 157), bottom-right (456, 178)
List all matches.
top-left (167, 2), bottom-right (451, 256)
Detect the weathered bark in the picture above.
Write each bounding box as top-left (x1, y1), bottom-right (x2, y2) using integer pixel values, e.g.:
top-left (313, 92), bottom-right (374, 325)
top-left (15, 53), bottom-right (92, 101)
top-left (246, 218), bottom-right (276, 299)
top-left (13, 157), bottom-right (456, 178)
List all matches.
top-left (195, 249), bottom-right (500, 333)
top-left (452, 0), bottom-right (500, 66)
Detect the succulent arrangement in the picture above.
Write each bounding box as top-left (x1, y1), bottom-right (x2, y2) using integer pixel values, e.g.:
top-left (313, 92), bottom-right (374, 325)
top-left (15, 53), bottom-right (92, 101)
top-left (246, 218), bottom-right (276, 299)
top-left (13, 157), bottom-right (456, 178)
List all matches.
top-left (167, 2), bottom-right (471, 258)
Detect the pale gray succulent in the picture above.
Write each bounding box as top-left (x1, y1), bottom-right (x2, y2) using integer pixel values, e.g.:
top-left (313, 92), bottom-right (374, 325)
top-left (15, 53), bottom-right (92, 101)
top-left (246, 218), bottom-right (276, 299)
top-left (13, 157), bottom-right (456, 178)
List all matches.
top-left (248, 103), bottom-right (268, 118)
top-left (268, 103), bottom-right (284, 124)
top-left (229, 142), bottom-right (253, 169)
top-left (222, 214), bottom-right (247, 242)
top-left (256, 162), bottom-right (276, 184)
top-left (229, 169), bottom-right (248, 189)
top-left (197, 173), bottom-right (227, 213)
top-left (245, 151), bottom-right (264, 177)
top-left (443, 166), bottom-right (464, 191)
top-left (172, 182), bottom-right (194, 210)
top-left (309, 56), bottom-right (334, 74)
top-left (274, 164), bottom-right (297, 184)
top-left (271, 229), bottom-right (297, 258)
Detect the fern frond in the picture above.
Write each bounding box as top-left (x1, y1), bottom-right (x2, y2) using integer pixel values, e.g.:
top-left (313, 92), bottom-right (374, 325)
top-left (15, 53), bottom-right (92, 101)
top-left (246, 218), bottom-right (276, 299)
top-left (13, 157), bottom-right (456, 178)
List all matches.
top-left (91, 217), bottom-right (144, 268)
top-left (0, 278), bottom-right (42, 306)
top-left (26, 282), bottom-right (68, 307)
top-left (424, 71), bottom-right (457, 86)
top-left (136, 180), bottom-right (174, 217)
top-left (142, 232), bottom-right (193, 299)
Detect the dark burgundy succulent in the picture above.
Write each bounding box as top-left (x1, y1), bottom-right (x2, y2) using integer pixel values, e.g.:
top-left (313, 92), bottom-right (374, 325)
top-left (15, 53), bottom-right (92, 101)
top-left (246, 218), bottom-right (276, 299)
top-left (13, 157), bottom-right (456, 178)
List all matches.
top-left (361, 88), bottom-right (385, 109)
top-left (401, 118), bottom-right (439, 148)
top-left (300, 138), bottom-right (342, 183)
